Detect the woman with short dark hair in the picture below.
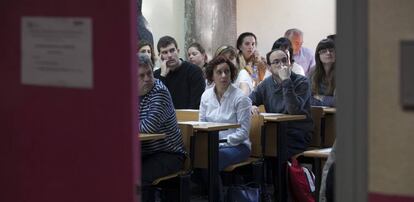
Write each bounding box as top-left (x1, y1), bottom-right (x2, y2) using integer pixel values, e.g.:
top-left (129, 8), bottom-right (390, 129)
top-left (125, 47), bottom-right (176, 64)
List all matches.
top-left (200, 55), bottom-right (252, 170)
top-left (198, 55), bottom-right (252, 200)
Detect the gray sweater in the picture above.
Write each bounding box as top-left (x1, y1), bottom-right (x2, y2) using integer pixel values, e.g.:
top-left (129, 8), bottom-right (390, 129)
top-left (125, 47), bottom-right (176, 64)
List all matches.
top-left (249, 73), bottom-right (313, 156)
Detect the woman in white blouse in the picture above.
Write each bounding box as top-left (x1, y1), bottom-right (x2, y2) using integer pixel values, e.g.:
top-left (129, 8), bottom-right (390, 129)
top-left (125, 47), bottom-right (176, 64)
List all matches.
top-left (199, 55), bottom-right (252, 171)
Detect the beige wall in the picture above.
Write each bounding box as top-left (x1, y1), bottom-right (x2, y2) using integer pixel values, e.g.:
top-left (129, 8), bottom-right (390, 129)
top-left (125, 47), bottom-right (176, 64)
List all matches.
top-left (142, 0), bottom-right (185, 57)
top-left (369, 0), bottom-right (414, 196)
top-left (237, 0), bottom-right (336, 55)
top-left (143, 0), bottom-right (335, 58)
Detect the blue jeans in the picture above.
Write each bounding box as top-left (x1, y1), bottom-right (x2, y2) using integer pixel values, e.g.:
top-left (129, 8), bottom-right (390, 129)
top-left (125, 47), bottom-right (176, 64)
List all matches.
top-left (218, 144), bottom-right (251, 171)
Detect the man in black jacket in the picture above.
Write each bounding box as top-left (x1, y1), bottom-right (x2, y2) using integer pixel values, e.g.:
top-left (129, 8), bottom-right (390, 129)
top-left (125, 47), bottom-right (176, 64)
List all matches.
top-left (154, 35), bottom-right (206, 109)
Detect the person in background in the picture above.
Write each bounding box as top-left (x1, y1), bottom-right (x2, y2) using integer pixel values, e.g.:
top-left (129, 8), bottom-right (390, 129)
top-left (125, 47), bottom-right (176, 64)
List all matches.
top-left (215, 45), bottom-right (237, 65)
top-left (285, 28), bottom-right (316, 77)
top-left (309, 38), bottom-right (336, 107)
top-left (250, 48), bottom-right (313, 158)
top-left (271, 37), bottom-right (305, 76)
top-left (327, 34), bottom-right (336, 41)
top-left (138, 54), bottom-right (186, 201)
top-left (138, 40), bottom-right (157, 65)
top-left (235, 32), bottom-right (268, 95)
top-left (187, 42), bottom-right (208, 73)
top-left (199, 55), bottom-right (252, 200)
top-left (153, 35), bottom-right (206, 109)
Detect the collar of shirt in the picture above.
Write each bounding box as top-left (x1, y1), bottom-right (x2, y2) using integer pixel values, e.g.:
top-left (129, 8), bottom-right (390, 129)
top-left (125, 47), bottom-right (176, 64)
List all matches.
top-left (214, 83), bottom-right (236, 101)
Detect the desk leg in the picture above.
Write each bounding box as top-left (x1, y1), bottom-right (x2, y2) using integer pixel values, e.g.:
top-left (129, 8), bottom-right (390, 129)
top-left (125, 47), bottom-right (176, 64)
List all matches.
top-left (208, 131), bottom-right (219, 202)
top-left (314, 158), bottom-right (322, 202)
top-left (277, 122), bottom-right (288, 202)
top-left (321, 117), bottom-right (326, 147)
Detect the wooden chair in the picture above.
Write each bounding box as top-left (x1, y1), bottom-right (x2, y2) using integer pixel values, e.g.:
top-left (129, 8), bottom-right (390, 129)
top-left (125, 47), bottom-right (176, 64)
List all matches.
top-left (222, 114), bottom-right (266, 189)
top-left (258, 105), bottom-right (266, 113)
top-left (150, 124), bottom-right (193, 202)
top-left (176, 109), bottom-right (199, 122)
top-left (223, 114), bottom-right (264, 172)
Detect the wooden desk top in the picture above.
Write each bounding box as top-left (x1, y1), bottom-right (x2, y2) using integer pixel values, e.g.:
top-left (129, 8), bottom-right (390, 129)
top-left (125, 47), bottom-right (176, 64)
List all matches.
top-left (261, 113), bottom-right (306, 122)
top-left (178, 121), bottom-right (240, 132)
top-left (303, 148), bottom-right (332, 158)
top-left (175, 109), bottom-right (199, 112)
top-left (322, 107), bottom-right (336, 114)
top-left (139, 133), bottom-right (166, 141)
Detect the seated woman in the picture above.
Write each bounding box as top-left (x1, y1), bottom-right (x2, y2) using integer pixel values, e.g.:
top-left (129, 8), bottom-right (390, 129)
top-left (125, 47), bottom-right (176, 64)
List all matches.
top-left (271, 37), bottom-right (305, 76)
top-left (200, 55), bottom-right (252, 170)
top-left (309, 38), bottom-right (336, 107)
top-left (138, 54), bottom-right (186, 201)
top-left (138, 40), bottom-right (157, 66)
top-left (235, 32), bottom-right (269, 95)
top-left (250, 48), bottom-right (313, 158)
top-left (215, 45), bottom-right (237, 65)
top-left (187, 42), bottom-right (208, 73)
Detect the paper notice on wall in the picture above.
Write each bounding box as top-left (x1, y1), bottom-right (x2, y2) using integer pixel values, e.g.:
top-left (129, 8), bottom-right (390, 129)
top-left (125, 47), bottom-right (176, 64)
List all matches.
top-left (21, 17), bottom-right (93, 89)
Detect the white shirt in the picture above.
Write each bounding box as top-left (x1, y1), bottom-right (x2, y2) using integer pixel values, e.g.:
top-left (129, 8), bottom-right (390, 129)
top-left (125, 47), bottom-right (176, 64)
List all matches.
top-left (199, 84), bottom-right (252, 149)
top-left (235, 69), bottom-right (254, 94)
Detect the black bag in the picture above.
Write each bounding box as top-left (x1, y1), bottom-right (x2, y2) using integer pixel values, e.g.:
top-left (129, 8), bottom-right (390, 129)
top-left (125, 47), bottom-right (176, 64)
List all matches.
top-left (226, 183), bottom-right (260, 202)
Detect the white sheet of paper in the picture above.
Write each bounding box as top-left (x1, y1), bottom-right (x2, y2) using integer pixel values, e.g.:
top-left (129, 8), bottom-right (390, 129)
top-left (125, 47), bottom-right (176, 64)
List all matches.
top-left (21, 17), bottom-right (93, 89)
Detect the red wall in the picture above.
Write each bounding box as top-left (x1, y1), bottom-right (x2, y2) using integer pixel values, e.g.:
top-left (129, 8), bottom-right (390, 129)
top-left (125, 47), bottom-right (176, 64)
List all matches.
top-left (0, 0), bottom-right (139, 201)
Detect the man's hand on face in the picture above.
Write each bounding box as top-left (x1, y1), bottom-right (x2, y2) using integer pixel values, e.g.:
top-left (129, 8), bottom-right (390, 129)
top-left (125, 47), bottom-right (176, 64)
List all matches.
top-left (160, 59), bottom-right (170, 77)
top-left (279, 65), bottom-right (292, 81)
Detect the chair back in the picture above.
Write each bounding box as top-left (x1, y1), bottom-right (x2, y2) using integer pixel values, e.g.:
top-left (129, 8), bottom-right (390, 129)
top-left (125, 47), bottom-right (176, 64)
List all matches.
top-left (249, 114), bottom-right (265, 157)
top-left (258, 105), bottom-right (266, 113)
top-left (176, 109), bottom-right (199, 121)
top-left (178, 124), bottom-right (194, 170)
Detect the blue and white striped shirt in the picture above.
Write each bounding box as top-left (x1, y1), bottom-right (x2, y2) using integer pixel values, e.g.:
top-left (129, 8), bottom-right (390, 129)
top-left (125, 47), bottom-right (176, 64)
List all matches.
top-left (139, 79), bottom-right (186, 156)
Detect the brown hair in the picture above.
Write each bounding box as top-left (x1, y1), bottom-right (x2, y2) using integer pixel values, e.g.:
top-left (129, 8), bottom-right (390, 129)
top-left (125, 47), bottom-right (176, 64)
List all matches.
top-left (205, 56), bottom-right (238, 85)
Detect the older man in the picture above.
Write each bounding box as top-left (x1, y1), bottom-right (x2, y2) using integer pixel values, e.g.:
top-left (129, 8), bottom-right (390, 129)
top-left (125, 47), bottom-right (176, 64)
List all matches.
top-left (285, 28), bottom-right (316, 77)
top-left (138, 54), bottom-right (186, 201)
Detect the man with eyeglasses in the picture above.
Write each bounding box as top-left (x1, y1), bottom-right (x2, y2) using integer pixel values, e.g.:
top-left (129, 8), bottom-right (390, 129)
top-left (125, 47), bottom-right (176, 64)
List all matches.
top-left (249, 48), bottom-right (313, 159)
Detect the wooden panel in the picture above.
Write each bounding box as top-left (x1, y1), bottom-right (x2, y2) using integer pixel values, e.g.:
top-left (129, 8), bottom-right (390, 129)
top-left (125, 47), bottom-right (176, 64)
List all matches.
top-left (310, 107), bottom-right (324, 147)
top-left (193, 132), bottom-right (209, 169)
top-left (264, 124), bottom-right (278, 157)
top-left (324, 114), bottom-right (336, 147)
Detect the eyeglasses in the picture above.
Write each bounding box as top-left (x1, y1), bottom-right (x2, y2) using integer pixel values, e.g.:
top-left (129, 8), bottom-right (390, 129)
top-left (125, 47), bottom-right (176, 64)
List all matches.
top-left (270, 57), bottom-right (288, 65)
top-left (318, 48), bottom-right (335, 55)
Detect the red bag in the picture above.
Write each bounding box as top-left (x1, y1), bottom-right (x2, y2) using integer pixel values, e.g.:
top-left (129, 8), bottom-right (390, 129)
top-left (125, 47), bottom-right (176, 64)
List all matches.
top-left (287, 158), bottom-right (316, 202)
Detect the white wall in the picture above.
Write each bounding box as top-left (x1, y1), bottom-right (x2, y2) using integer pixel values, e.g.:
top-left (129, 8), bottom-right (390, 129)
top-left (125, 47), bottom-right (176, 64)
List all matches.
top-left (142, 0), bottom-right (185, 58)
top-left (237, 0), bottom-right (336, 56)
top-left (142, 0), bottom-right (336, 58)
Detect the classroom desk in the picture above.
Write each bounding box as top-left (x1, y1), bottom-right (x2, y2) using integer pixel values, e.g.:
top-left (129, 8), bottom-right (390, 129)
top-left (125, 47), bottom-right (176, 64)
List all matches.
top-left (178, 121), bottom-right (240, 202)
top-left (139, 133), bottom-right (166, 141)
top-left (261, 113), bottom-right (306, 202)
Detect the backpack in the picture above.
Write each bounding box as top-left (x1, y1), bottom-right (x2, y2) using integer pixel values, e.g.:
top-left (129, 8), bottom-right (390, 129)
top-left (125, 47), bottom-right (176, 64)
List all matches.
top-left (287, 157), bottom-right (316, 202)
